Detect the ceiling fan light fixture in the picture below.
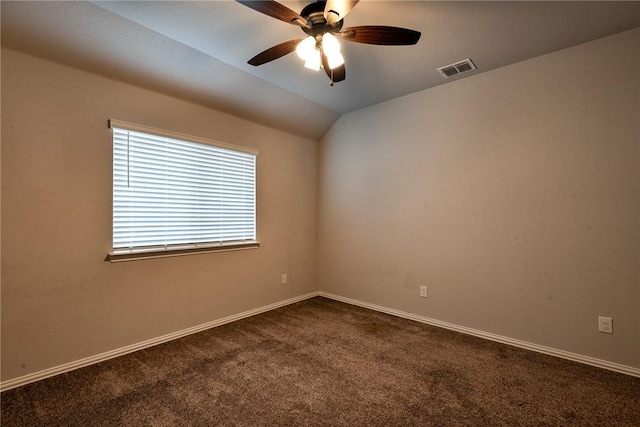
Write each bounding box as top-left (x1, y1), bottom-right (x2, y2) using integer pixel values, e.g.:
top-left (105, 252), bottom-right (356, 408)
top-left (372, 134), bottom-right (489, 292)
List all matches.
top-left (327, 51), bottom-right (345, 69)
top-left (322, 32), bottom-right (344, 69)
top-left (322, 32), bottom-right (341, 55)
top-left (296, 36), bottom-right (316, 60)
top-left (304, 48), bottom-right (322, 71)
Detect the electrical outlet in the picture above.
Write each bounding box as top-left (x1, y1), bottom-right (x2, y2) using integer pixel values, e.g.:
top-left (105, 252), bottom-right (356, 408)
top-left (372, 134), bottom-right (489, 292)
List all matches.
top-left (598, 316), bottom-right (613, 334)
top-left (419, 286), bottom-right (428, 298)
top-left (281, 274), bottom-right (288, 285)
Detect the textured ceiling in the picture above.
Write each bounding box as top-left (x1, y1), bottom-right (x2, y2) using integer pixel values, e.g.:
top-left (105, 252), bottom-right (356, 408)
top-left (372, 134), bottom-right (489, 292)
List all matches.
top-left (2, 1), bottom-right (640, 139)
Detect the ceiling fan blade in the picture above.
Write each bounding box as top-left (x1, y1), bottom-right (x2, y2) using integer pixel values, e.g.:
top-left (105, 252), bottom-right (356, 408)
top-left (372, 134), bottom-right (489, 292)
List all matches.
top-left (248, 39), bottom-right (303, 66)
top-left (330, 64), bottom-right (346, 82)
top-left (341, 25), bottom-right (421, 45)
top-left (324, 0), bottom-right (360, 25)
top-left (236, 0), bottom-right (307, 26)
top-left (321, 51), bottom-right (346, 83)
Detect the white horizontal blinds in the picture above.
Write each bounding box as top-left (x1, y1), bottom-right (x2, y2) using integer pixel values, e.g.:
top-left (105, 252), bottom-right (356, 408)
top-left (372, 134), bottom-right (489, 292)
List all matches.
top-left (112, 126), bottom-right (256, 252)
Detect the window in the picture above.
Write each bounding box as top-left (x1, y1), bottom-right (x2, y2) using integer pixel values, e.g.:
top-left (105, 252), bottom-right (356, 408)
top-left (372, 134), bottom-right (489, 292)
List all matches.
top-left (108, 120), bottom-right (258, 262)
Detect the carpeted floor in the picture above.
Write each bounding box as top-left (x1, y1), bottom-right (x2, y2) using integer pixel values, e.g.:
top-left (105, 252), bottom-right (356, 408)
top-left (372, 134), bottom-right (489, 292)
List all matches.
top-left (2, 297), bottom-right (639, 426)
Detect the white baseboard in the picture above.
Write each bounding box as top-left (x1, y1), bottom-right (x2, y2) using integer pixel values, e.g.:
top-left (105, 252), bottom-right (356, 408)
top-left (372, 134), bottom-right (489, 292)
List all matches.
top-left (0, 292), bottom-right (320, 392)
top-left (319, 292), bottom-right (640, 378)
top-left (3, 290), bottom-right (637, 392)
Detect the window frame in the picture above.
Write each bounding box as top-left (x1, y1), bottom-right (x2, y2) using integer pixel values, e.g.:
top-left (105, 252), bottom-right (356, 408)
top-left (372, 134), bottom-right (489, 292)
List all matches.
top-left (107, 119), bottom-right (259, 262)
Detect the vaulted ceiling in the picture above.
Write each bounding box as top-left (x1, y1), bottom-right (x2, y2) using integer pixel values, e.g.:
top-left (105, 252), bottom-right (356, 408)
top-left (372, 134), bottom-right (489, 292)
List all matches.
top-left (3, 1), bottom-right (639, 139)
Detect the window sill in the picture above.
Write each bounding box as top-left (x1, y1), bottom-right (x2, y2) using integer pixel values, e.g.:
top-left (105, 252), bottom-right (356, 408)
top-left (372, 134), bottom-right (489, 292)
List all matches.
top-left (107, 242), bottom-right (260, 263)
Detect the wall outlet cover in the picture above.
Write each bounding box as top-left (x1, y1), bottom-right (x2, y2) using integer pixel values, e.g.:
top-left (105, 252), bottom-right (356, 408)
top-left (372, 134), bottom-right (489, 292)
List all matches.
top-left (419, 286), bottom-right (428, 298)
top-left (598, 316), bottom-right (613, 334)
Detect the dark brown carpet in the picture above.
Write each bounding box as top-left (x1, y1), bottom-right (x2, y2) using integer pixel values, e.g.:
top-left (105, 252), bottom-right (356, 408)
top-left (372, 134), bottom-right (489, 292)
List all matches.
top-left (2, 297), bottom-right (639, 426)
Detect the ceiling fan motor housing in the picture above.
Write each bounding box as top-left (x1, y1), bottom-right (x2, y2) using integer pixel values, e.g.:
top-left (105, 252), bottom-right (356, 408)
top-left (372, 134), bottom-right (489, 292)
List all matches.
top-left (301, 1), bottom-right (343, 38)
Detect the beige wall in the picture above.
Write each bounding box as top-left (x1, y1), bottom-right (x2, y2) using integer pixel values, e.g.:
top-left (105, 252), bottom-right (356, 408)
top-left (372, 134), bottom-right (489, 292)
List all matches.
top-left (2, 27), bottom-right (639, 384)
top-left (319, 29), bottom-right (640, 368)
top-left (1, 48), bottom-right (318, 382)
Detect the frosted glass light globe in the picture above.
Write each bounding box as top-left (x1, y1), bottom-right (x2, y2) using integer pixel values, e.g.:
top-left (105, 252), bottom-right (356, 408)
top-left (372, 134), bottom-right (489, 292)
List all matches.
top-left (296, 36), bottom-right (316, 60)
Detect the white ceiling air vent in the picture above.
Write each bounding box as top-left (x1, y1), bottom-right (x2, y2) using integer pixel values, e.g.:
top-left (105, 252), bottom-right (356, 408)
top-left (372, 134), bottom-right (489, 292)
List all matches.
top-left (437, 58), bottom-right (477, 79)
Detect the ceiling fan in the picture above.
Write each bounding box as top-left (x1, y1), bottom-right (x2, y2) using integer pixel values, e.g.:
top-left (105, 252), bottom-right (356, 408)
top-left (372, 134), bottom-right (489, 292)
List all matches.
top-left (237, 0), bottom-right (421, 84)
